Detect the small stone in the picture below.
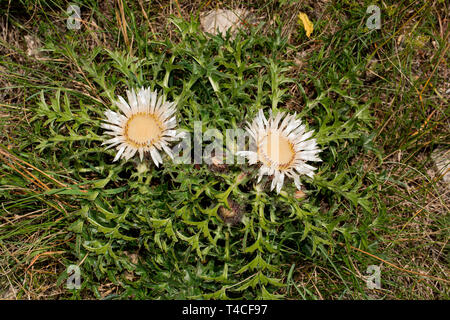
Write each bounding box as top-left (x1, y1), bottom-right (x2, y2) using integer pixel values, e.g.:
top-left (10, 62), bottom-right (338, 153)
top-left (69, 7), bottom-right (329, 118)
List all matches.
top-left (200, 9), bottom-right (249, 38)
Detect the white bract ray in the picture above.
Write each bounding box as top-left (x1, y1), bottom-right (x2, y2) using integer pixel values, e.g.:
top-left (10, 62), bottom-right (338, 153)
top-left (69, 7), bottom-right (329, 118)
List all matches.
top-left (237, 109), bottom-right (322, 194)
top-left (101, 87), bottom-right (183, 166)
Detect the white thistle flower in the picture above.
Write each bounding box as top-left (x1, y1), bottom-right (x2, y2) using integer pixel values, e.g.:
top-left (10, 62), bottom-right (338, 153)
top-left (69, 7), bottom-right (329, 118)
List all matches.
top-left (101, 87), bottom-right (183, 166)
top-left (237, 110), bottom-right (322, 194)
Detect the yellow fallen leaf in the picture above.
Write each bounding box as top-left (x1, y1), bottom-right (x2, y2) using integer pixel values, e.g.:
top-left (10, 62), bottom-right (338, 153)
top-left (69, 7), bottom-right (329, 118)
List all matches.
top-left (298, 12), bottom-right (314, 38)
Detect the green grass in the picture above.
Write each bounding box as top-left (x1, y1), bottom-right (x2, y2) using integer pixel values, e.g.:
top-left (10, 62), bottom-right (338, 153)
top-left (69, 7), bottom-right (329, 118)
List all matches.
top-left (0, 0), bottom-right (448, 299)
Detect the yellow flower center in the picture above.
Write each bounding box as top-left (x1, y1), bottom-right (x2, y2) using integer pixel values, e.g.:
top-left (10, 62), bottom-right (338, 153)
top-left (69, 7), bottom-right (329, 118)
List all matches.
top-left (125, 113), bottom-right (163, 146)
top-left (259, 131), bottom-right (295, 169)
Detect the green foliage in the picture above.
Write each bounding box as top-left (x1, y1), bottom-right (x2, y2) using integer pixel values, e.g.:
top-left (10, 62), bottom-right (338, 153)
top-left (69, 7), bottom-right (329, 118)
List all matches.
top-left (15, 14), bottom-right (378, 299)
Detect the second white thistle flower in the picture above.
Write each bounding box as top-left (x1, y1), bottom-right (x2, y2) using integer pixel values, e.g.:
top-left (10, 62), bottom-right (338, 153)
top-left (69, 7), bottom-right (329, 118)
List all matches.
top-left (237, 110), bottom-right (322, 193)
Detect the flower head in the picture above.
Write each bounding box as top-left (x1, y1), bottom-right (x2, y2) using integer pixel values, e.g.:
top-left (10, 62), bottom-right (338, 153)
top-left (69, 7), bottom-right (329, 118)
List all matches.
top-left (238, 110), bottom-right (322, 193)
top-left (101, 87), bottom-right (183, 166)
